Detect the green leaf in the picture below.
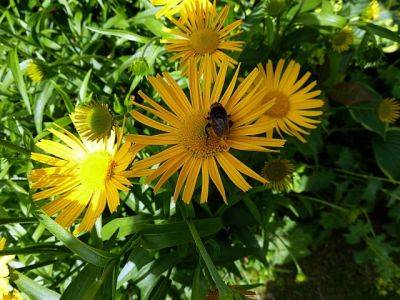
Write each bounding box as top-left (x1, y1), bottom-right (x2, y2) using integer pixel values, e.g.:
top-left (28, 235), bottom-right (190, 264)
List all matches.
top-left (358, 22), bottom-right (400, 43)
top-left (186, 220), bottom-right (232, 298)
top-left (13, 272), bottom-right (60, 300)
top-left (51, 80), bottom-right (74, 113)
top-left (102, 214), bottom-right (152, 240)
top-left (61, 264), bottom-right (102, 300)
top-left (0, 217), bottom-right (37, 225)
top-left (373, 128), bottom-right (400, 181)
top-left (8, 49), bottom-right (31, 114)
top-left (141, 218), bottom-right (223, 250)
top-left (136, 253), bottom-right (182, 300)
top-left (243, 197), bottom-right (261, 224)
top-left (34, 82), bottom-right (54, 133)
top-left (36, 210), bottom-right (116, 267)
top-left (296, 12), bottom-right (346, 28)
top-left (33, 116), bottom-right (72, 142)
top-left (87, 26), bottom-right (150, 43)
top-left (79, 69), bottom-right (92, 104)
top-left (61, 261), bottom-right (117, 300)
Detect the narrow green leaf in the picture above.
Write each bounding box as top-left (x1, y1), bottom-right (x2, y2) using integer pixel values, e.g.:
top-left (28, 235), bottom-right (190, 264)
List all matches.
top-left (296, 12), bottom-right (346, 28)
top-left (36, 210), bottom-right (116, 267)
top-left (141, 218), bottom-right (223, 250)
top-left (8, 49), bottom-right (31, 114)
top-left (34, 82), bottom-right (54, 133)
top-left (87, 26), bottom-right (150, 43)
top-left (186, 220), bottom-right (232, 298)
top-left (12, 272), bottom-right (60, 300)
top-left (33, 116), bottom-right (72, 143)
top-left (79, 69), bottom-right (92, 104)
top-left (51, 80), bottom-right (74, 113)
top-left (243, 197), bottom-right (261, 224)
top-left (61, 264), bottom-right (102, 300)
top-left (358, 22), bottom-right (400, 43)
top-left (373, 128), bottom-right (400, 181)
top-left (0, 217), bottom-right (37, 225)
top-left (102, 214), bottom-right (152, 240)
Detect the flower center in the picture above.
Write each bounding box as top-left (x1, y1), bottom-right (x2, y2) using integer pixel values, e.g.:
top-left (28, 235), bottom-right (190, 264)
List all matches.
top-left (190, 29), bottom-right (220, 55)
top-left (79, 151), bottom-right (114, 189)
top-left (264, 91), bottom-right (290, 118)
top-left (332, 31), bottom-right (349, 46)
top-left (86, 105), bottom-right (113, 136)
top-left (178, 111), bottom-right (229, 158)
top-left (264, 161), bottom-right (289, 181)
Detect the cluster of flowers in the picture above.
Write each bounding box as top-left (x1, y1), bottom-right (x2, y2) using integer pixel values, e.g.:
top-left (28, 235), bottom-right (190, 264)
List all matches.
top-left (27, 0), bottom-right (327, 234)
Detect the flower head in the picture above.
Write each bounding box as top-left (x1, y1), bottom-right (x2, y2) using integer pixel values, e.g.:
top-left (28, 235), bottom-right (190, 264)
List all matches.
top-left (262, 158), bottom-right (294, 191)
top-left (256, 59), bottom-right (324, 142)
top-left (163, 1), bottom-right (243, 78)
top-left (131, 58), bottom-right (151, 76)
top-left (128, 61), bottom-right (285, 203)
top-left (363, 0), bottom-right (380, 20)
top-left (29, 125), bottom-right (142, 233)
top-left (331, 27), bottom-right (353, 53)
top-left (27, 59), bottom-right (46, 83)
top-left (151, 0), bottom-right (211, 19)
top-left (377, 98), bottom-right (400, 124)
top-left (0, 238), bottom-right (21, 300)
top-left (71, 103), bottom-right (114, 141)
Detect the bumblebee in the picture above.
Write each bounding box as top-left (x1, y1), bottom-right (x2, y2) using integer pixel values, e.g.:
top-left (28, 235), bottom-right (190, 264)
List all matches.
top-left (205, 103), bottom-right (233, 138)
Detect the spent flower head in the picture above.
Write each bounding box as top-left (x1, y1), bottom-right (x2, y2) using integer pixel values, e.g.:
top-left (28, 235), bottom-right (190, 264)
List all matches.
top-left (71, 103), bottom-right (113, 141)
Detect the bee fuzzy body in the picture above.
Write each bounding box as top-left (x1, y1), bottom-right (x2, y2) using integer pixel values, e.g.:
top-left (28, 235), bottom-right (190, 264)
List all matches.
top-left (206, 103), bottom-right (233, 138)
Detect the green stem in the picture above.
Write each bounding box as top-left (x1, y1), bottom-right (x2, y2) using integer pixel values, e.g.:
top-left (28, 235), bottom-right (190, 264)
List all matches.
top-left (0, 139), bottom-right (31, 155)
top-left (141, 37), bottom-right (160, 58)
top-left (332, 168), bottom-right (400, 185)
top-left (186, 220), bottom-right (232, 298)
top-left (293, 194), bottom-right (349, 212)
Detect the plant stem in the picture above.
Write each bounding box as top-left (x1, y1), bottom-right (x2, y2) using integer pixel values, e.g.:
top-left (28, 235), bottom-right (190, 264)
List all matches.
top-left (293, 194), bottom-right (349, 212)
top-left (0, 139), bottom-right (31, 155)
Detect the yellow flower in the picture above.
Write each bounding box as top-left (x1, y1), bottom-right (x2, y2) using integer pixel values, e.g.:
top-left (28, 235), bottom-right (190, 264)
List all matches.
top-left (363, 0), bottom-right (380, 20)
top-left (27, 60), bottom-right (45, 83)
top-left (0, 238), bottom-right (19, 300)
top-left (2, 290), bottom-right (22, 300)
top-left (262, 158), bottom-right (294, 191)
top-left (377, 98), bottom-right (400, 124)
top-left (71, 103), bottom-right (114, 141)
top-left (256, 59), bottom-right (324, 143)
top-left (151, 0), bottom-right (211, 19)
top-left (128, 61), bottom-right (285, 203)
top-left (331, 27), bottom-right (354, 53)
top-left (29, 126), bottom-right (143, 233)
top-left (163, 1), bottom-right (243, 78)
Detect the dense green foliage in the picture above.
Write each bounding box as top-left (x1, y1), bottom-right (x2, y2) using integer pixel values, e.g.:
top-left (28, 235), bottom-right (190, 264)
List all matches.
top-left (0, 0), bottom-right (400, 299)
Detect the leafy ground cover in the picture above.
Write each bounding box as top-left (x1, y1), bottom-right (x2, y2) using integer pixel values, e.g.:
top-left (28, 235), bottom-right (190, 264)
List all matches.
top-left (0, 0), bottom-right (399, 299)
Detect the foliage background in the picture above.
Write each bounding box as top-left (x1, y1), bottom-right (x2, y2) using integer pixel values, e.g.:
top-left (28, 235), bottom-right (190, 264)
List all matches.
top-left (0, 0), bottom-right (400, 299)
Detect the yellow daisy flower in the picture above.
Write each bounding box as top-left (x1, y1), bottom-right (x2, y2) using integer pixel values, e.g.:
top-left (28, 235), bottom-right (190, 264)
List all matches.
top-left (29, 126), bottom-right (144, 233)
top-left (71, 103), bottom-right (114, 142)
top-left (377, 98), bottom-right (400, 124)
top-left (151, 0), bottom-right (210, 19)
top-left (163, 1), bottom-right (243, 78)
top-left (128, 61), bottom-right (285, 203)
top-left (262, 158), bottom-right (294, 191)
top-left (27, 60), bottom-right (45, 83)
top-left (0, 238), bottom-right (20, 300)
top-left (363, 0), bottom-right (380, 21)
top-left (256, 59), bottom-right (324, 143)
top-left (331, 27), bottom-right (354, 53)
